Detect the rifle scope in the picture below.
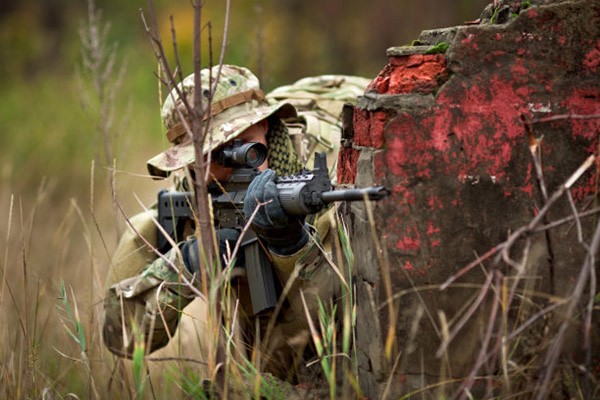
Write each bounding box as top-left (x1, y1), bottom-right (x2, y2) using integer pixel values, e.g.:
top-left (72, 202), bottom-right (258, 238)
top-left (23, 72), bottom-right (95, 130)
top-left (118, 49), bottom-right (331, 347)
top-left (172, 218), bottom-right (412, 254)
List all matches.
top-left (215, 140), bottom-right (268, 168)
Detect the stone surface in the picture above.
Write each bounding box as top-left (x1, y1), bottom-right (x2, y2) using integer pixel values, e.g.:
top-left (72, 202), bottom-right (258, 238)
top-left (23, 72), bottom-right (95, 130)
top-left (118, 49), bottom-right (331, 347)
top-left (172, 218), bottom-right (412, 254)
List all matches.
top-left (418, 27), bottom-right (461, 46)
top-left (341, 0), bottom-right (600, 397)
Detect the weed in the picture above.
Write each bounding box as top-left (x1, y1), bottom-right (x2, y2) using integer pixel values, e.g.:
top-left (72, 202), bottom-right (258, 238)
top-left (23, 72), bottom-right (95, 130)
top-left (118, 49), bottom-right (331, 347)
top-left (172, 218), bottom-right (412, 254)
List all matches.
top-left (425, 42), bottom-right (449, 55)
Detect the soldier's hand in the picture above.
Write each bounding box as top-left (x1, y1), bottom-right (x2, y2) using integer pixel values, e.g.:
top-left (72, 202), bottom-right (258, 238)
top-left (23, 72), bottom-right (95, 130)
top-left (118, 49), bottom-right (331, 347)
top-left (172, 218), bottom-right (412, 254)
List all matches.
top-left (181, 228), bottom-right (243, 275)
top-left (243, 169), bottom-right (308, 255)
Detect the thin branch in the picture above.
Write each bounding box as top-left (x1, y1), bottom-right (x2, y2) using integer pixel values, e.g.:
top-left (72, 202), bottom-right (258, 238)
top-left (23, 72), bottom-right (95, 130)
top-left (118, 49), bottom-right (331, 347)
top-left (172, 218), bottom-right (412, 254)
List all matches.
top-left (436, 271), bottom-right (494, 358)
top-left (453, 271), bottom-right (502, 399)
top-left (525, 113), bottom-right (600, 124)
top-left (497, 154), bottom-right (596, 268)
top-left (532, 206), bottom-right (600, 233)
top-left (139, 8), bottom-right (194, 117)
top-left (146, 356), bottom-right (208, 365)
top-left (523, 119), bottom-right (556, 293)
top-left (536, 217), bottom-right (600, 399)
top-left (440, 246), bottom-right (499, 291)
top-left (169, 15), bottom-right (184, 84)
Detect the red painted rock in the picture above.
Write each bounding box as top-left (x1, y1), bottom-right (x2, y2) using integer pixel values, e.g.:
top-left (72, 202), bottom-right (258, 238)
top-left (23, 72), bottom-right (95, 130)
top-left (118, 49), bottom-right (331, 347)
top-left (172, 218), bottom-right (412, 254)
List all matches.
top-left (342, 1), bottom-right (600, 397)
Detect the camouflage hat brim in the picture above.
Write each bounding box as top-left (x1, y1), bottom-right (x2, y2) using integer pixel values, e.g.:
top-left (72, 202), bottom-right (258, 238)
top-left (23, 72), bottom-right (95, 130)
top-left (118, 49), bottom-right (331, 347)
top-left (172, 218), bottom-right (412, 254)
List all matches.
top-left (147, 101), bottom-right (296, 177)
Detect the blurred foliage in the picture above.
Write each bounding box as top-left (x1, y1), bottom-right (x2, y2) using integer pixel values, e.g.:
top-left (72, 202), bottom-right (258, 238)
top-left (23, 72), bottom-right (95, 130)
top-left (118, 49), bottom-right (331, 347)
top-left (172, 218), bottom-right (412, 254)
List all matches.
top-left (0, 1), bottom-right (489, 396)
top-left (0, 0), bottom-right (489, 198)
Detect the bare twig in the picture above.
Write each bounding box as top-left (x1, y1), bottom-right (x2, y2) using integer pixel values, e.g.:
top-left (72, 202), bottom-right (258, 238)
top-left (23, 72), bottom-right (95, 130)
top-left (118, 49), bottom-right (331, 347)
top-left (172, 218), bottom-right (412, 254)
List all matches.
top-left (169, 15), bottom-right (184, 84)
top-left (436, 271), bottom-right (494, 358)
top-left (497, 154), bottom-right (596, 268)
top-left (525, 113), bottom-right (600, 124)
top-left (440, 246), bottom-right (499, 291)
top-left (78, 0), bottom-right (129, 240)
top-left (536, 218), bottom-right (600, 399)
top-left (566, 189), bottom-right (594, 399)
top-left (532, 206), bottom-right (600, 233)
top-left (146, 356), bottom-right (208, 365)
top-left (523, 118), bottom-right (556, 294)
top-left (139, 8), bottom-right (194, 116)
top-left (454, 271), bottom-right (501, 400)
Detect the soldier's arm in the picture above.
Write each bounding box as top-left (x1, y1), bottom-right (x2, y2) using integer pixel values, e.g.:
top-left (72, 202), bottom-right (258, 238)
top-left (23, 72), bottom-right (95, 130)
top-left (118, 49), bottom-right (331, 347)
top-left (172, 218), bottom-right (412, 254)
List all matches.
top-left (102, 210), bottom-right (197, 358)
top-left (268, 207), bottom-right (333, 275)
top-left (269, 207), bottom-right (342, 324)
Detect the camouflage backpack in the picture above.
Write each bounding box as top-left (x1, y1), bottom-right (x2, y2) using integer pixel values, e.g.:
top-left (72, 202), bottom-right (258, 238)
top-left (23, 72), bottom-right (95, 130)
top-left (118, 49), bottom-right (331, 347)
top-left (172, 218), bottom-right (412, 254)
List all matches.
top-left (266, 75), bottom-right (371, 180)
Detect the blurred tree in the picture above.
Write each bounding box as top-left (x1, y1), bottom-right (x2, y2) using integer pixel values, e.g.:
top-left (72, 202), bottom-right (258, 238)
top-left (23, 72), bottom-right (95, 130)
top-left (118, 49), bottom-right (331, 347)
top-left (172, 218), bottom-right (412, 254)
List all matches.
top-left (0, 0), bottom-right (490, 192)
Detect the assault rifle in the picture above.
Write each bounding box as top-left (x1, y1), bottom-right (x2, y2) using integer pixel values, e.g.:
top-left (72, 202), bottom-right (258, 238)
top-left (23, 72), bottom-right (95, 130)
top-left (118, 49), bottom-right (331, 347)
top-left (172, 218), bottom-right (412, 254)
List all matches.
top-left (157, 140), bottom-right (389, 315)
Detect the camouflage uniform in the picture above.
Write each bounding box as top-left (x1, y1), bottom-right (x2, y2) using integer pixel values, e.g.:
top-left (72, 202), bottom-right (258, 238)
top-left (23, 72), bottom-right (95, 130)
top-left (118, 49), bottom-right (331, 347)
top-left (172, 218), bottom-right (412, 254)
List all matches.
top-left (102, 65), bottom-right (368, 374)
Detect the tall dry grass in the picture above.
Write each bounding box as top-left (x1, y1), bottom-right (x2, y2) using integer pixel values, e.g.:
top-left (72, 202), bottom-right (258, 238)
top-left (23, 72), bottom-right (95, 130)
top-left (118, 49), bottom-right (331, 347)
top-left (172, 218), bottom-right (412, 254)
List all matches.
top-left (2, 134), bottom-right (599, 400)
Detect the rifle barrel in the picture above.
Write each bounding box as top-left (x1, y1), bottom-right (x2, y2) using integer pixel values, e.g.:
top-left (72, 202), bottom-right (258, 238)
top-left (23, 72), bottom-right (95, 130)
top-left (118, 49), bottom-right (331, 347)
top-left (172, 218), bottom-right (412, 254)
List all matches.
top-left (320, 186), bottom-right (390, 203)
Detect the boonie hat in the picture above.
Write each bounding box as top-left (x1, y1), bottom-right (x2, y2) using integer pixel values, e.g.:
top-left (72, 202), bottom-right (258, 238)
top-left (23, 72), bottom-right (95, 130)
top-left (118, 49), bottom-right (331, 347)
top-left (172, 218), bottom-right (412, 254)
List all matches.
top-left (147, 65), bottom-right (296, 177)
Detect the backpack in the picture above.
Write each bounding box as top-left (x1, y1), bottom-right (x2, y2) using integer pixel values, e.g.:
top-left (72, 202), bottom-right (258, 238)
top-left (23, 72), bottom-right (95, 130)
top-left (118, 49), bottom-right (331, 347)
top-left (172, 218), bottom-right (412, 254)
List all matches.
top-left (266, 75), bottom-right (371, 179)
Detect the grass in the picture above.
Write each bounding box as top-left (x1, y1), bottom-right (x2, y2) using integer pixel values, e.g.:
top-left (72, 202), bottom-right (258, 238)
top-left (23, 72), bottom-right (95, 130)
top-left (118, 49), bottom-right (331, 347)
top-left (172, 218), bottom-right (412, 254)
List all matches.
top-left (2, 1), bottom-right (599, 398)
top-left (2, 138), bottom-right (600, 399)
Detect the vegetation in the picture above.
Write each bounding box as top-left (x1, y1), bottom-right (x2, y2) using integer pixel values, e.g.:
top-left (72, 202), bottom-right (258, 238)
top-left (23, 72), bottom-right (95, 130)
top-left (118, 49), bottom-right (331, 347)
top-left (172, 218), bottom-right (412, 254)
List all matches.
top-left (7, 0), bottom-right (573, 399)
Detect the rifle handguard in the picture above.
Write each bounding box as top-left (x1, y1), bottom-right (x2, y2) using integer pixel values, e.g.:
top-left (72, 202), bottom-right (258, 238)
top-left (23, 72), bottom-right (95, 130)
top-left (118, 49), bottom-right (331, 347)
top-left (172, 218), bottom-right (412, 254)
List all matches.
top-left (275, 152), bottom-right (390, 216)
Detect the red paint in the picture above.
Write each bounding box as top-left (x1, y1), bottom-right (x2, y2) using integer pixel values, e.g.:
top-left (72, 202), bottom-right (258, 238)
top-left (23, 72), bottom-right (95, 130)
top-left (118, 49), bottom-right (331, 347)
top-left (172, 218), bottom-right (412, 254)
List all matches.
top-left (583, 40), bottom-right (600, 72)
top-left (427, 221), bottom-right (440, 235)
top-left (520, 184), bottom-right (533, 196)
top-left (396, 235), bottom-right (420, 252)
top-left (571, 174), bottom-right (599, 202)
top-left (511, 59), bottom-right (529, 77)
top-left (376, 75), bottom-right (390, 93)
top-left (433, 75), bottom-right (533, 180)
top-left (353, 109), bottom-right (387, 148)
top-left (461, 33), bottom-right (478, 50)
top-left (366, 64), bottom-right (391, 93)
top-left (392, 182), bottom-right (408, 194)
top-left (378, 54), bottom-right (447, 95)
top-left (337, 147), bottom-right (359, 184)
top-left (374, 151), bottom-right (387, 182)
top-left (350, 4), bottom-right (600, 284)
top-left (428, 195), bottom-right (443, 211)
top-left (403, 190), bottom-right (416, 205)
top-left (352, 108), bottom-right (371, 146)
top-left (563, 89), bottom-right (600, 141)
top-left (370, 111), bottom-right (387, 148)
top-left (384, 114), bottom-right (435, 179)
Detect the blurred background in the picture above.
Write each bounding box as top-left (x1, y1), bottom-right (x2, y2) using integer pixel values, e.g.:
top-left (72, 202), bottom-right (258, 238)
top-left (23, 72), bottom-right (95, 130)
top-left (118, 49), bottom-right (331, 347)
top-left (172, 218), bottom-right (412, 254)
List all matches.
top-left (0, 0), bottom-right (489, 396)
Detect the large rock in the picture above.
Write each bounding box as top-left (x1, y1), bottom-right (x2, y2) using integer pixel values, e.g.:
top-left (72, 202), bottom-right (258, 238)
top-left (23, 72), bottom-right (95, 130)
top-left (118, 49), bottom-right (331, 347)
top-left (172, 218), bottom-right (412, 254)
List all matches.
top-left (339, 0), bottom-right (600, 397)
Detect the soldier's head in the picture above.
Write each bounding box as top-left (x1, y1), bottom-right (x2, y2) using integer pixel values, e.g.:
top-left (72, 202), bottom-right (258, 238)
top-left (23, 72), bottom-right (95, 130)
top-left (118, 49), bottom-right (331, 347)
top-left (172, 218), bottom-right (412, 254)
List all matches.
top-left (146, 65), bottom-right (297, 178)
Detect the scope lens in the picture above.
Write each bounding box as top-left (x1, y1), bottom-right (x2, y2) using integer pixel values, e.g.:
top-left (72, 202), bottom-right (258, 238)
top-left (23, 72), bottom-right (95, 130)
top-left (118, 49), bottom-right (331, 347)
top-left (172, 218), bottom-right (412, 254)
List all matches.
top-left (215, 141), bottom-right (267, 167)
top-left (246, 148), bottom-right (259, 164)
top-left (243, 143), bottom-right (267, 167)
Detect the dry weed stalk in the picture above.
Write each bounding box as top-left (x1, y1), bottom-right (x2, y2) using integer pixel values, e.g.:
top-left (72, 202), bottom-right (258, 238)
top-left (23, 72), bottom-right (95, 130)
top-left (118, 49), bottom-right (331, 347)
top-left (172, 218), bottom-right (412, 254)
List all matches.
top-left (77, 0), bottom-right (130, 242)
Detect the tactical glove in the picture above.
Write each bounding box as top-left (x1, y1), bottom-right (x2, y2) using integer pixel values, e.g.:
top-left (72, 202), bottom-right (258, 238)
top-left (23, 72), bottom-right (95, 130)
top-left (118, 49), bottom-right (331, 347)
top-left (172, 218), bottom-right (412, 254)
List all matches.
top-left (243, 169), bottom-right (309, 255)
top-left (180, 228), bottom-right (244, 275)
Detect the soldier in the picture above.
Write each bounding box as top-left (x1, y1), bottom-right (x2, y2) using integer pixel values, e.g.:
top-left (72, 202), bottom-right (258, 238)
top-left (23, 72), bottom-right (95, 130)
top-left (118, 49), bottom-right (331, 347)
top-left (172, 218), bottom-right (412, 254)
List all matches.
top-left (102, 65), bottom-right (341, 378)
